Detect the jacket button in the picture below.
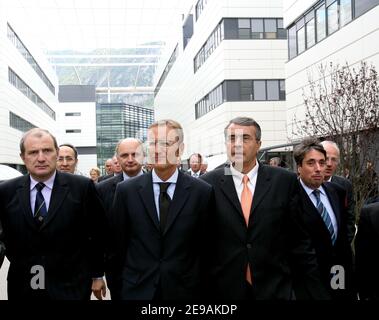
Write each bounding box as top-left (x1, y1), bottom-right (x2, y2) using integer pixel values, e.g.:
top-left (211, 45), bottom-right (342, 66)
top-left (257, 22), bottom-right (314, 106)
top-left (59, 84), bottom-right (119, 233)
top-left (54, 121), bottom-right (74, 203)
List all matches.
top-left (246, 243), bottom-right (252, 249)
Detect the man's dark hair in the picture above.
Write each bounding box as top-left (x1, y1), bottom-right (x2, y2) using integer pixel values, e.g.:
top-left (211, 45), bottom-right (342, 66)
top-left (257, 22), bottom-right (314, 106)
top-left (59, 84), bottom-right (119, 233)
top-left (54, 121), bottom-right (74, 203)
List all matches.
top-left (293, 137), bottom-right (326, 166)
top-left (189, 153), bottom-right (202, 164)
top-left (59, 143), bottom-right (78, 159)
top-left (224, 117), bottom-right (262, 141)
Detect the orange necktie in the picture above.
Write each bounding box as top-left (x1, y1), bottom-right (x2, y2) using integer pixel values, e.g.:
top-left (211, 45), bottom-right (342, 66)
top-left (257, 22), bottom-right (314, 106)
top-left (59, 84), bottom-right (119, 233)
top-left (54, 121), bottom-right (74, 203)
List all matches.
top-left (241, 175), bottom-right (253, 284)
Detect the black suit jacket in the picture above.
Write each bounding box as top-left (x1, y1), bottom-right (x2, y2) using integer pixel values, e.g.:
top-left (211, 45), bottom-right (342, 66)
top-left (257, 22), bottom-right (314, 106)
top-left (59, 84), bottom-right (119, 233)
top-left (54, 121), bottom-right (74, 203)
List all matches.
top-left (201, 164), bottom-right (329, 300)
top-left (355, 202), bottom-right (379, 300)
top-left (295, 181), bottom-right (355, 299)
top-left (330, 175), bottom-right (356, 243)
top-left (98, 174), bottom-right (114, 183)
top-left (110, 170), bottom-right (213, 300)
top-left (0, 171), bottom-right (106, 300)
top-left (96, 174), bottom-right (124, 215)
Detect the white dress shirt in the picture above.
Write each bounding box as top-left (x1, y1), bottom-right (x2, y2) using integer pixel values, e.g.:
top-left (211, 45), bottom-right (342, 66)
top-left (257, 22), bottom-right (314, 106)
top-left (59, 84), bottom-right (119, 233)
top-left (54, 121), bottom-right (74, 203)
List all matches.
top-left (122, 170), bottom-right (143, 181)
top-left (30, 171), bottom-right (56, 215)
top-left (152, 168), bottom-right (178, 220)
top-left (230, 162), bottom-right (259, 202)
top-left (299, 179), bottom-right (338, 237)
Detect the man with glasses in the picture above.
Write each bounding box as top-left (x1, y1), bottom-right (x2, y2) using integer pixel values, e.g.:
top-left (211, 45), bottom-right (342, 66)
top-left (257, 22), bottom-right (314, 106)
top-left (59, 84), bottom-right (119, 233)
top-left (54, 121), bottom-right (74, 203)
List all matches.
top-left (57, 143), bottom-right (78, 174)
top-left (109, 119), bottom-right (213, 300)
top-left (201, 117), bottom-right (329, 299)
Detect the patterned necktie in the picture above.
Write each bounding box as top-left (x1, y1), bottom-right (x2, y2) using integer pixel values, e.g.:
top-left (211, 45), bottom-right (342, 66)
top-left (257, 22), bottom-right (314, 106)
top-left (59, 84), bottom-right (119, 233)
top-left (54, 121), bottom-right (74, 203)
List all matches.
top-left (34, 182), bottom-right (48, 224)
top-left (158, 182), bottom-right (171, 232)
top-left (193, 172), bottom-right (198, 178)
top-left (313, 189), bottom-right (336, 245)
top-left (241, 175), bottom-right (253, 284)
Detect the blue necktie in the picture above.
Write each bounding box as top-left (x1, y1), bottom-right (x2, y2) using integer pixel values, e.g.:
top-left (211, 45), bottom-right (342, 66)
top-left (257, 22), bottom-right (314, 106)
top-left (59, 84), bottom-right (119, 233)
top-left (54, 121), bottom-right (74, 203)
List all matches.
top-left (34, 182), bottom-right (47, 224)
top-left (313, 189), bottom-right (336, 245)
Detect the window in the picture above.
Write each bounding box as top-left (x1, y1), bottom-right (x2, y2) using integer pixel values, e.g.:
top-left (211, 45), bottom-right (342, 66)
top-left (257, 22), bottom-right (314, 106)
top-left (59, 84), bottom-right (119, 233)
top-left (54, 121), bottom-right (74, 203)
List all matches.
top-left (240, 80), bottom-right (253, 101)
top-left (253, 81), bottom-right (266, 101)
top-left (65, 112), bottom-right (81, 116)
top-left (296, 19), bottom-right (306, 54)
top-left (66, 129), bottom-right (81, 133)
top-left (355, 0), bottom-right (379, 17)
top-left (316, 5), bottom-right (326, 42)
top-left (288, 25), bottom-right (297, 59)
top-left (305, 12), bottom-right (315, 48)
top-left (251, 19), bottom-right (264, 39)
top-left (279, 80), bottom-right (286, 100)
top-left (327, 1), bottom-right (339, 35)
top-left (277, 19), bottom-right (286, 39)
top-left (238, 19), bottom-right (251, 39)
top-left (340, 0), bottom-right (352, 26)
top-left (267, 80), bottom-right (279, 100)
top-left (9, 112), bottom-right (35, 132)
top-left (264, 19), bottom-right (277, 39)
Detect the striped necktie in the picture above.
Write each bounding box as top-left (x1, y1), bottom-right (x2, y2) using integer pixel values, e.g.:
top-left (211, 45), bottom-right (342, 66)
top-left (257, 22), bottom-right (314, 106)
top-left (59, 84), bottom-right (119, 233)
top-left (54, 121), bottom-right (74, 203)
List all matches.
top-left (313, 189), bottom-right (336, 245)
top-left (34, 182), bottom-right (48, 224)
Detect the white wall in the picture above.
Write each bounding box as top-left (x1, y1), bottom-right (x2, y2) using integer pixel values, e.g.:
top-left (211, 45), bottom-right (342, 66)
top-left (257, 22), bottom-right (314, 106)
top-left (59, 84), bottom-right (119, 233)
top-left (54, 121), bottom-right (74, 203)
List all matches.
top-left (285, 1), bottom-right (379, 139)
top-left (154, 0), bottom-right (288, 158)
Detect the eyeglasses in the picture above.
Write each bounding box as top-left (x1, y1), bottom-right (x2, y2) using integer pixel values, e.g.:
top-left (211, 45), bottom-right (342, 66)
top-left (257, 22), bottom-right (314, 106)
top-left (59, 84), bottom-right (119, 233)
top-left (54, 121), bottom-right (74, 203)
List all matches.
top-left (57, 156), bottom-right (75, 163)
top-left (147, 140), bottom-right (177, 148)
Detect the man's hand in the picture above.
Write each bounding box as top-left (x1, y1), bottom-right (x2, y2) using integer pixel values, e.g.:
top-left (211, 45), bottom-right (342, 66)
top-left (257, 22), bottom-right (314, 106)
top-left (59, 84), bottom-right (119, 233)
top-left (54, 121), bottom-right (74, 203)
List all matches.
top-left (92, 278), bottom-right (107, 300)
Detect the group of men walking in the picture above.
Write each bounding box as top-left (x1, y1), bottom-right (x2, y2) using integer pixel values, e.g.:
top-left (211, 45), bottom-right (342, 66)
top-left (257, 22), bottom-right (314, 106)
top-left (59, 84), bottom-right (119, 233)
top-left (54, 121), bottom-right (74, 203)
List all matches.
top-left (0, 116), bottom-right (378, 300)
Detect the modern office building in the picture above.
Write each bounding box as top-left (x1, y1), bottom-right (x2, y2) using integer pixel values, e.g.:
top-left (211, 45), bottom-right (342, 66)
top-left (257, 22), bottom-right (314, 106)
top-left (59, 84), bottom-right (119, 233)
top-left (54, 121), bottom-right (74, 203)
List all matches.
top-left (58, 85), bottom-right (97, 175)
top-left (96, 103), bottom-right (154, 172)
top-left (154, 0), bottom-right (289, 162)
top-left (0, 9), bottom-right (59, 171)
top-left (284, 0), bottom-right (379, 138)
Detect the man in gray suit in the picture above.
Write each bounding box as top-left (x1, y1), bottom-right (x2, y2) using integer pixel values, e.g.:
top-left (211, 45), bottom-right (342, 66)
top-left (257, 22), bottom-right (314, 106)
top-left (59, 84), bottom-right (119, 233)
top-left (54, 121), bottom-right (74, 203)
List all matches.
top-left (320, 141), bottom-right (355, 243)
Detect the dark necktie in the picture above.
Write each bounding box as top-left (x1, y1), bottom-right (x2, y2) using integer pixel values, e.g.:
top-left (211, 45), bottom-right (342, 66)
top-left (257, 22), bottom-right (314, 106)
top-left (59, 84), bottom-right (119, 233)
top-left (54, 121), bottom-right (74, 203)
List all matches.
top-left (158, 183), bottom-right (171, 232)
top-left (313, 189), bottom-right (336, 245)
top-left (34, 182), bottom-right (48, 224)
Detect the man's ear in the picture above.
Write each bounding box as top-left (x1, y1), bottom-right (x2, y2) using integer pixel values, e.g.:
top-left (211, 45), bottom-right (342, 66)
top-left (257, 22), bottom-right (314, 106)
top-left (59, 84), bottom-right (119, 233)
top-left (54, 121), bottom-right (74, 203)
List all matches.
top-left (20, 153), bottom-right (25, 162)
top-left (176, 143), bottom-right (184, 157)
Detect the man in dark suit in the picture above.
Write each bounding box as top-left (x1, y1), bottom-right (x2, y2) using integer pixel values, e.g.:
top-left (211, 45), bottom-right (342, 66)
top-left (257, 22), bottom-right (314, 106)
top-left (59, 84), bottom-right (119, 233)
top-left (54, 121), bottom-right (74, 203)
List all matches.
top-left (201, 117), bottom-right (329, 300)
top-left (96, 138), bottom-right (144, 299)
top-left (109, 119), bottom-right (213, 300)
top-left (355, 202), bottom-right (379, 300)
top-left (0, 128), bottom-right (106, 300)
top-left (293, 138), bottom-right (355, 300)
top-left (186, 153), bottom-right (204, 177)
top-left (98, 158), bottom-right (114, 182)
top-left (321, 140), bottom-right (356, 243)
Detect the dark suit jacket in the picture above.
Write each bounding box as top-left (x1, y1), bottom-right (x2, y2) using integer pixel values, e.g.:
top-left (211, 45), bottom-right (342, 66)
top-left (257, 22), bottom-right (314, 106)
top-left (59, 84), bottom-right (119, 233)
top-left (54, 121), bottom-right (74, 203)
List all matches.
top-left (96, 174), bottom-right (124, 215)
top-left (201, 164), bottom-right (329, 300)
top-left (0, 219), bottom-right (4, 268)
top-left (98, 174), bottom-right (114, 183)
top-left (0, 171), bottom-right (106, 300)
top-left (330, 175), bottom-right (356, 243)
top-left (295, 181), bottom-right (355, 299)
top-left (355, 202), bottom-right (379, 300)
top-left (110, 170), bottom-right (213, 300)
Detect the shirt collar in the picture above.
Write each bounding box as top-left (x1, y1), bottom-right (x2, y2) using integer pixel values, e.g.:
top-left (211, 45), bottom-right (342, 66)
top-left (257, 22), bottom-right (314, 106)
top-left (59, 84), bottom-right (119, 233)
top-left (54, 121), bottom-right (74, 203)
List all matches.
top-left (123, 170), bottom-right (143, 181)
top-left (152, 168), bottom-right (178, 184)
top-left (299, 178), bottom-right (326, 197)
top-left (30, 171), bottom-right (56, 191)
top-left (230, 161), bottom-right (259, 185)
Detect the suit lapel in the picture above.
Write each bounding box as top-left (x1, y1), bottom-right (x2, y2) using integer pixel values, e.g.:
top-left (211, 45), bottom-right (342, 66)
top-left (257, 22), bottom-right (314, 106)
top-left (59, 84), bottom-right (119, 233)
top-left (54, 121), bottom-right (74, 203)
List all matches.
top-left (251, 165), bottom-right (272, 218)
top-left (42, 172), bottom-right (69, 229)
top-left (17, 175), bottom-right (38, 230)
top-left (219, 167), bottom-right (245, 224)
top-left (323, 183), bottom-right (342, 234)
top-left (138, 173), bottom-right (160, 231)
top-left (163, 171), bottom-right (191, 235)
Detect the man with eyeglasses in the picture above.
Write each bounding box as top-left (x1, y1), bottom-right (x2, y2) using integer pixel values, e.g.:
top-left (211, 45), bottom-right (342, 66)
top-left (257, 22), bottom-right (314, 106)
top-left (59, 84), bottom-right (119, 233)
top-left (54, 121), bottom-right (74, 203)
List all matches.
top-left (109, 119), bottom-right (213, 300)
top-left (320, 140), bottom-right (355, 244)
top-left (293, 138), bottom-right (355, 300)
top-left (200, 117), bottom-right (329, 300)
top-left (57, 143), bottom-right (78, 174)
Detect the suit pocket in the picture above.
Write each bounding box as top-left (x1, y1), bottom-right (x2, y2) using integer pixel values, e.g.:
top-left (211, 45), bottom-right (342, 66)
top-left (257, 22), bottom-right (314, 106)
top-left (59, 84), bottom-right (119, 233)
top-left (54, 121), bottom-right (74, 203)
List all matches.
top-left (122, 267), bottom-right (140, 285)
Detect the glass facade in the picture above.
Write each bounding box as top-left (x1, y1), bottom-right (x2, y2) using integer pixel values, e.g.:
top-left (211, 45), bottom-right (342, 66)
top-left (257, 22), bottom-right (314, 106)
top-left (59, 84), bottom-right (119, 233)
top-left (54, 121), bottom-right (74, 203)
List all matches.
top-left (154, 45), bottom-right (178, 96)
top-left (96, 103), bottom-right (154, 170)
top-left (195, 0), bottom-right (209, 21)
top-left (195, 79), bottom-right (285, 119)
top-left (288, 0), bottom-right (379, 60)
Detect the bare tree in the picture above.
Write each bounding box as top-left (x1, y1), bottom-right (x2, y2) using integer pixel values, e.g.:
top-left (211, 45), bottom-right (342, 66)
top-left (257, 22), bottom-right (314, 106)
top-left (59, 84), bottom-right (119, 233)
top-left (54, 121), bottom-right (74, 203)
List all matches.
top-left (292, 61), bottom-right (379, 220)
